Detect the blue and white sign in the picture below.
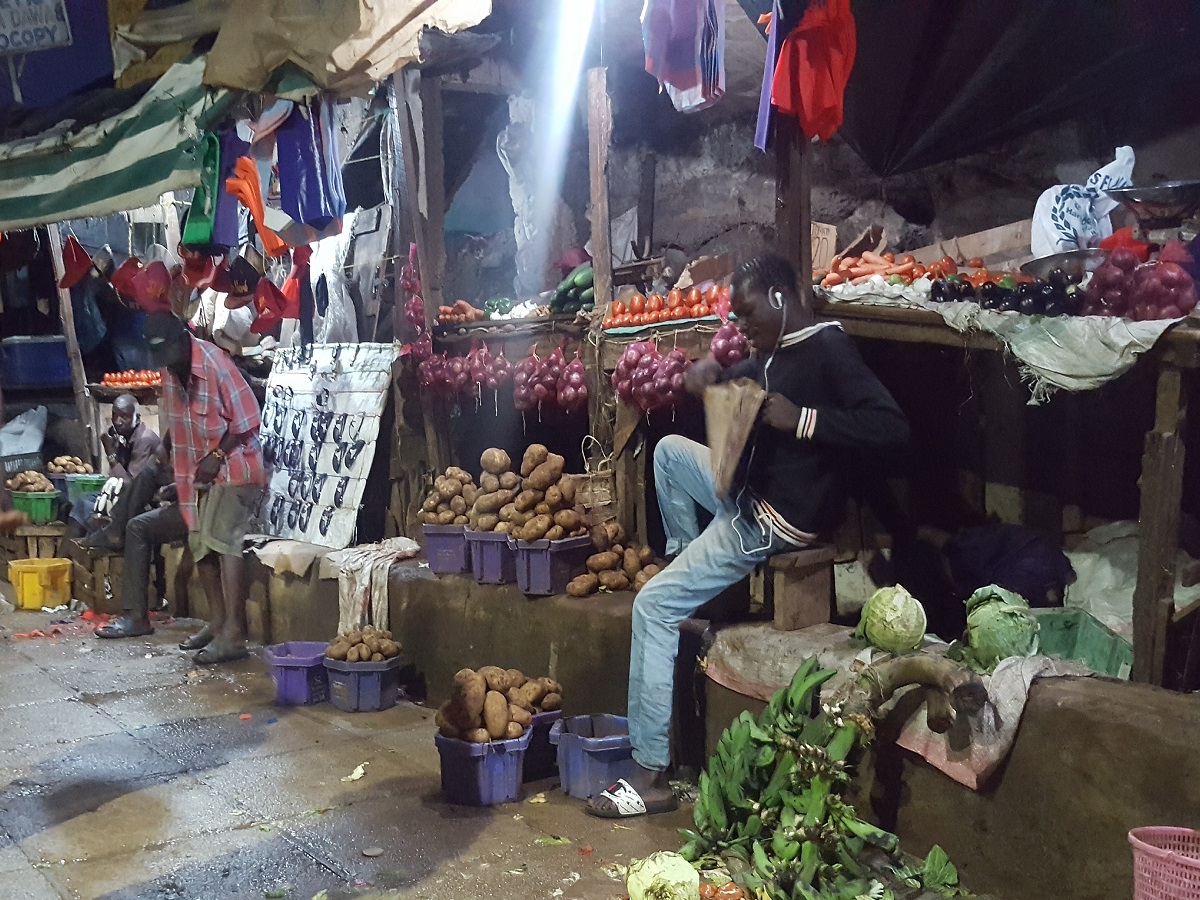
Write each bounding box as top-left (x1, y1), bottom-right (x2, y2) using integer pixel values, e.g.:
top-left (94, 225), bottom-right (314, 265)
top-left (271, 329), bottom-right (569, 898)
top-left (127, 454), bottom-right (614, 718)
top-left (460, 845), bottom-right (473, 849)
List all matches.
top-left (0, 0), bottom-right (72, 56)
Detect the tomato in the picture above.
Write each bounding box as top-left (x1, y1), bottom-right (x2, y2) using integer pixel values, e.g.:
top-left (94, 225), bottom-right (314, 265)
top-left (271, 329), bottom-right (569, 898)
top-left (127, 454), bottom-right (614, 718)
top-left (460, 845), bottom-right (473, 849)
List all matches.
top-left (670, 306), bottom-right (687, 320)
top-left (629, 294), bottom-right (646, 314)
top-left (685, 287), bottom-right (702, 307)
top-left (704, 285), bottom-right (720, 305)
top-left (967, 257), bottom-right (985, 269)
top-left (911, 265), bottom-right (927, 279)
top-left (940, 255), bottom-right (958, 274)
top-left (602, 318), bottom-right (614, 329)
top-left (883, 252), bottom-right (895, 263)
top-left (611, 300), bottom-right (626, 317)
top-left (696, 303), bottom-right (711, 317)
top-left (667, 288), bottom-right (683, 309)
top-left (647, 294), bottom-right (664, 313)
top-left (899, 254), bottom-right (916, 265)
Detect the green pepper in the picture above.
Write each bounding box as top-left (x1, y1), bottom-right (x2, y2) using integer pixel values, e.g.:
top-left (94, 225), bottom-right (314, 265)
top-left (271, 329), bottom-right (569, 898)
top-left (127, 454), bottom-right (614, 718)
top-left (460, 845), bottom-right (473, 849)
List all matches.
top-left (886, 275), bottom-right (907, 286)
top-left (997, 275), bottom-right (1017, 291)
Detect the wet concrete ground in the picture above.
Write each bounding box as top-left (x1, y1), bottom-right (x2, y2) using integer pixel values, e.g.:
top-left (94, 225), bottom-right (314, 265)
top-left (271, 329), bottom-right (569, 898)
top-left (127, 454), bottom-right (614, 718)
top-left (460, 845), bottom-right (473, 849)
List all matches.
top-left (0, 605), bottom-right (686, 900)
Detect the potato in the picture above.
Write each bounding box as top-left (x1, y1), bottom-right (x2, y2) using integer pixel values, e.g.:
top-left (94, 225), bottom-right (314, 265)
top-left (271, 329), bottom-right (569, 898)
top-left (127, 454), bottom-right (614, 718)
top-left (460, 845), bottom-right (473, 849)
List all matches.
top-left (611, 545), bottom-right (624, 556)
top-left (480, 448), bottom-right (512, 475)
top-left (633, 569), bottom-right (652, 591)
top-left (599, 570), bottom-right (630, 591)
top-left (436, 510), bottom-right (456, 525)
top-left (506, 668), bottom-right (527, 688)
top-left (450, 495), bottom-right (467, 515)
top-left (510, 510), bottom-right (531, 527)
top-left (590, 524), bottom-right (611, 552)
top-left (499, 502), bottom-right (518, 522)
top-left (637, 545), bottom-right (654, 565)
top-left (499, 471), bottom-right (520, 490)
top-left (533, 502), bottom-right (552, 517)
top-left (544, 484), bottom-right (564, 509)
top-left (435, 705), bottom-right (462, 739)
top-left (571, 527), bottom-right (588, 538)
top-left (553, 509), bottom-right (581, 532)
top-left (422, 495), bottom-right (440, 513)
top-left (483, 690), bottom-right (509, 739)
top-left (559, 476), bottom-right (576, 505)
top-left (453, 515), bottom-right (469, 526)
top-left (521, 444), bottom-right (549, 477)
top-left (587, 551), bottom-right (620, 574)
top-left (521, 679), bottom-right (549, 706)
top-left (541, 692), bottom-right (562, 712)
top-left (343, 630), bottom-right (363, 644)
top-left (446, 466), bottom-right (473, 484)
top-left (452, 668), bottom-right (487, 721)
top-left (462, 484), bottom-right (478, 505)
top-left (605, 522), bottom-right (626, 546)
top-left (518, 515), bottom-right (552, 542)
top-left (474, 489), bottom-right (514, 514)
top-left (539, 677), bottom-right (563, 695)
top-left (479, 472), bottom-right (500, 493)
top-left (436, 502), bottom-right (450, 513)
top-left (509, 704), bottom-right (533, 727)
top-left (479, 665), bottom-right (510, 692)
top-left (623, 548), bottom-right (642, 580)
top-left (467, 728), bottom-right (492, 743)
top-left (526, 454), bottom-right (565, 491)
top-left (507, 687), bottom-right (535, 712)
top-left (505, 721), bottom-right (525, 739)
top-left (494, 521), bottom-right (512, 534)
top-left (381, 640), bottom-right (402, 658)
top-left (325, 641), bottom-right (349, 660)
top-left (417, 510), bottom-right (435, 525)
top-left (435, 476), bottom-right (462, 499)
top-left (467, 511), bottom-right (480, 529)
top-left (642, 564), bottom-right (661, 578)
top-left (477, 514), bottom-right (500, 532)
top-left (371, 652), bottom-right (384, 662)
top-left (566, 573), bottom-right (599, 596)
top-left (346, 644), bottom-right (361, 663)
top-left (514, 490), bottom-right (542, 513)
top-left (544, 525), bottom-right (565, 542)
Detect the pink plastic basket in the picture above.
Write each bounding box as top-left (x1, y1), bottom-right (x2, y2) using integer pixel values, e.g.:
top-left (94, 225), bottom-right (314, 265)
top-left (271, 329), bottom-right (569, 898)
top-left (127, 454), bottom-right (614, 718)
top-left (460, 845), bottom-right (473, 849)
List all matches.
top-left (1130, 827), bottom-right (1200, 900)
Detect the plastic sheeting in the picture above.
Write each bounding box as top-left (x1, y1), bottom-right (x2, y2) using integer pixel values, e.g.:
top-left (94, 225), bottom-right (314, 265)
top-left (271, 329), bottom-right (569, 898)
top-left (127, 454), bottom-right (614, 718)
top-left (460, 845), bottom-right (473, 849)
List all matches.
top-left (203, 0), bottom-right (493, 96)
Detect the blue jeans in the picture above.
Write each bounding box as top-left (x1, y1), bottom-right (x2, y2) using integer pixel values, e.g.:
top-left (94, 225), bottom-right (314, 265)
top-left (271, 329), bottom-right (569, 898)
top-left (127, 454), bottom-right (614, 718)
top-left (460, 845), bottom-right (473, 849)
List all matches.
top-left (628, 435), bottom-right (801, 771)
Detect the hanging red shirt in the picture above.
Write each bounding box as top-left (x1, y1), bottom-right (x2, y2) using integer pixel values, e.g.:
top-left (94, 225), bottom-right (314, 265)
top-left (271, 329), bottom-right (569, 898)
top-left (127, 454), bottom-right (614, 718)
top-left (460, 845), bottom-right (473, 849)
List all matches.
top-left (770, 0), bottom-right (857, 141)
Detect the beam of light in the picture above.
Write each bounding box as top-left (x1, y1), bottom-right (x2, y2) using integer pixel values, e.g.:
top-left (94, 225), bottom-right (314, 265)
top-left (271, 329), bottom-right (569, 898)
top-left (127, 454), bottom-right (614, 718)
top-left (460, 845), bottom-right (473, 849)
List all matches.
top-left (527, 0), bottom-right (596, 290)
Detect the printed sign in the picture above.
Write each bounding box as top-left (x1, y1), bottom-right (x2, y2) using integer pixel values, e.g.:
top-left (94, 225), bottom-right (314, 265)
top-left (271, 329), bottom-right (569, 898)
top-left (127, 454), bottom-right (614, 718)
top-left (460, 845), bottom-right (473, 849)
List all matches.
top-left (811, 221), bottom-right (838, 272)
top-left (0, 0), bottom-right (73, 56)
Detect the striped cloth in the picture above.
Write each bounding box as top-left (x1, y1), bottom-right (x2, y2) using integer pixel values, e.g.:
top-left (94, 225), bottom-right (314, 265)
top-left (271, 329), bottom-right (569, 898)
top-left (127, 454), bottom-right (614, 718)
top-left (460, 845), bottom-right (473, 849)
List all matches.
top-left (0, 56), bottom-right (234, 231)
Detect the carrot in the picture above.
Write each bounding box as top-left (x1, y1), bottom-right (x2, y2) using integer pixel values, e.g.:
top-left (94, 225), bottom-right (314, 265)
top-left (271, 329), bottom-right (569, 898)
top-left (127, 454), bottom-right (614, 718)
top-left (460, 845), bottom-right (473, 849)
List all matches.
top-left (822, 272), bottom-right (845, 286)
top-left (846, 266), bottom-right (876, 278)
top-left (851, 274), bottom-right (877, 285)
top-left (885, 261), bottom-right (916, 275)
top-left (862, 251), bottom-right (888, 266)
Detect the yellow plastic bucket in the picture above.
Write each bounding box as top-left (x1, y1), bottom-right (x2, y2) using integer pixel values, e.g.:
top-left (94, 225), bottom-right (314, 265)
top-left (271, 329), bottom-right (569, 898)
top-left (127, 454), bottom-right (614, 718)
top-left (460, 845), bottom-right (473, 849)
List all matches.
top-left (8, 558), bottom-right (71, 610)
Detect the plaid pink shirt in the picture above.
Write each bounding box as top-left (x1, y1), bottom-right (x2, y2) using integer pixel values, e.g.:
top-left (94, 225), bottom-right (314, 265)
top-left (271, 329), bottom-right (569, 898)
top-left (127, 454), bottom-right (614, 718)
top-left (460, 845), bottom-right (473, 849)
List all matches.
top-left (160, 337), bottom-right (266, 528)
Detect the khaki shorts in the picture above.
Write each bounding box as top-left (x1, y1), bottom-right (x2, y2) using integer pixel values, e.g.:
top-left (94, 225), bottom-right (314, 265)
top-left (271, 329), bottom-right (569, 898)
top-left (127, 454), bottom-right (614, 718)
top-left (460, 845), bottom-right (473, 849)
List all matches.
top-left (190, 484), bottom-right (263, 561)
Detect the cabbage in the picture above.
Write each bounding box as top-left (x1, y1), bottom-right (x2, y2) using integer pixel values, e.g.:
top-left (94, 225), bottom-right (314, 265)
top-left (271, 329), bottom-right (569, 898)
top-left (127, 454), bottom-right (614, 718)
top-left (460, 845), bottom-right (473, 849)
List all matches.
top-left (856, 584), bottom-right (927, 653)
top-left (961, 585), bottom-right (1040, 672)
top-left (626, 852), bottom-right (699, 900)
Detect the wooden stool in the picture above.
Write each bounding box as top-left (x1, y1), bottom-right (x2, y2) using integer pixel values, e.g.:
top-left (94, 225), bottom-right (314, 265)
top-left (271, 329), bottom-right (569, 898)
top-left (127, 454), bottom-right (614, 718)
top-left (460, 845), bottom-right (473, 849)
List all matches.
top-left (7, 523), bottom-right (68, 560)
top-left (66, 540), bottom-right (164, 616)
top-left (764, 545), bottom-right (836, 631)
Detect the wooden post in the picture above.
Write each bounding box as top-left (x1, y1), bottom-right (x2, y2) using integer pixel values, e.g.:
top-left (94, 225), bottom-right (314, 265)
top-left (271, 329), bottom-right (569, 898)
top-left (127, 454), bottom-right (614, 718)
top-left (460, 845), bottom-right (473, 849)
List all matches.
top-left (1131, 362), bottom-right (1188, 685)
top-left (396, 68), bottom-right (452, 474)
top-left (587, 67), bottom-right (614, 316)
top-left (774, 117), bottom-right (813, 305)
top-left (47, 225), bottom-right (100, 463)
top-left (636, 151), bottom-right (657, 259)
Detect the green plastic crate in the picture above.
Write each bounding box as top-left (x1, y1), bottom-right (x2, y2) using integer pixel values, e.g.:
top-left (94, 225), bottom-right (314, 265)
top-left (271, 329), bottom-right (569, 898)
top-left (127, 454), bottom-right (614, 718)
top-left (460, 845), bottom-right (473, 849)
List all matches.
top-left (10, 490), bottom-right (61, 525)
top-left (64, 474), bottom-right (108, 504)
top-left (1033, 607), bottom-right (1132, 679)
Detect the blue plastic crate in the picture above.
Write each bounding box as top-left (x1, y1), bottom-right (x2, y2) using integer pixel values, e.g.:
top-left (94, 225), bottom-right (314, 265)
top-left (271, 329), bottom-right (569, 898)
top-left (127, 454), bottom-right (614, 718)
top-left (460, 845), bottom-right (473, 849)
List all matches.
top-left (423, 524), bottom-right (471, 575)
top-left (549, 714), bottom-right (641, 800)
top-left (323, 656), bottom-right (404, 712)
top-left (522, 709), bottom-right (562, 782)
top-left (436, 729), bottom-right (531, 806)
top-left (466, 530), bottom-right (516, 584)
top-left (264, 642), bottom-right (330, 706)
top-left (1, 336), bottom-right (71, 389)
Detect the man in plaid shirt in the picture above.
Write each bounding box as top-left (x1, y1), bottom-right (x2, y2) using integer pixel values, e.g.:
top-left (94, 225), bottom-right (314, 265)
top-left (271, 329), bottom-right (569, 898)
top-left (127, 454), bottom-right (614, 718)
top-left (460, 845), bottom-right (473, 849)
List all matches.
top-left (96, 312), bottom-right (267, 664)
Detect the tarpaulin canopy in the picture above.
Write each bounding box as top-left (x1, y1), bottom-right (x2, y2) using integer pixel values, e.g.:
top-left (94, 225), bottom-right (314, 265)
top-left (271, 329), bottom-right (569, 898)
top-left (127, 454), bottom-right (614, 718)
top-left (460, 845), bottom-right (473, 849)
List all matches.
top-left (202, 0), bottom-right (494, 96)
top-left (0, 55), bottom-right (234, 231)
top-left (738, 0), bottom-right (1200, 175)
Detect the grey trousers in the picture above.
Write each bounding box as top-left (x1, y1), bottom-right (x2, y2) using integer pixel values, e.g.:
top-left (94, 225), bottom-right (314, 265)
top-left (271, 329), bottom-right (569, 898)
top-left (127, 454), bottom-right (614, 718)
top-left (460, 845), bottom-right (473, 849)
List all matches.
top-left (120, 504), bottom-right (188, 619)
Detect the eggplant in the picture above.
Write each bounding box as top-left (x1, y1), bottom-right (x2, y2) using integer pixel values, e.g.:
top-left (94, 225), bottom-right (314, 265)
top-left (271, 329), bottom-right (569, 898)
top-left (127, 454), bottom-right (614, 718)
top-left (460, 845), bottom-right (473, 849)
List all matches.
top-left (1043, 297), bottom-right (1066, 317)
top-left (1019, 294), bottom-right (1042, 315)
top-left (979, 282), bottom-right (1000, 309)
top-left (997, 288), bottom-right (1020, 312)
top-left (1048, 267), bottom-right (1070, 289)
top-left (930, 280), bottom-right (946, 302)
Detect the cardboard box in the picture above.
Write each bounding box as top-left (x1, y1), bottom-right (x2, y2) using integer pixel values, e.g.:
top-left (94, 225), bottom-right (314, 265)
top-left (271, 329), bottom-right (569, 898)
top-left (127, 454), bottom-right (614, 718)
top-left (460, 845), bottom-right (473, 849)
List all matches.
top-left (675, 254), bottom-right (734, 290)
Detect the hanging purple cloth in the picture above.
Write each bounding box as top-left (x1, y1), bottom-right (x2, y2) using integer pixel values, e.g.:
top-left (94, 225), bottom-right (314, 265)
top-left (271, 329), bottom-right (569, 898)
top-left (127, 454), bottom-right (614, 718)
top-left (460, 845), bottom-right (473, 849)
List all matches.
top-left (276, 98), bottom-right (348, 231)
top-left (318, 97), bottom-right (347, 222)
top-left (212, 130), bottom-right (249, 248)
top-left (754, 0), bottom-right (783, 151)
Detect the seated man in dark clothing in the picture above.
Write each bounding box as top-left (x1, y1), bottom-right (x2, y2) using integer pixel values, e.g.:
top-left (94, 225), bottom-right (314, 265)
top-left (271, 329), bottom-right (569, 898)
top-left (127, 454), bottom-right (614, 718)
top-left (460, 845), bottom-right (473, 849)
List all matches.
top-left (103, 393), bottom-right (162, 481)
top-left (588, 255), bottom-right (911, 819)
top-left (81, 394), bottom-right (166, 546)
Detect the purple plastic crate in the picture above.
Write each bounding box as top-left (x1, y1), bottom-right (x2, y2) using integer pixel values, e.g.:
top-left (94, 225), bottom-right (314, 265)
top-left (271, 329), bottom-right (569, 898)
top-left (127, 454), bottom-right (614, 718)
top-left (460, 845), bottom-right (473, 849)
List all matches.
top-left (466, 530), bottom-right (516, 584)
top-left (323, 656), bottom-right (404, 712)
top-left (423, 524), bottom-right (471, 575)
top-left (549, 714), bottom-right (641, 800)
top-left (522, 709), bottom-right (563, 782)
top-left (263, 642), bottom-right (330, 706)
top-left (510, 535), bottom-right (593, 595)
top-left (436, 728), bottom-right (531, 805)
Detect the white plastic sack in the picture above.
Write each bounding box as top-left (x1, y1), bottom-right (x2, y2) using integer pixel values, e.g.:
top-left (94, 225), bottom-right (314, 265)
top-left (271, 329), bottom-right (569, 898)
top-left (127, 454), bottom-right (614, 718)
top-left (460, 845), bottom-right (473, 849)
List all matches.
top-left (1031, 146), bottom-right (1134, 256)
top-left (0, 406), bottom-right (47, 456)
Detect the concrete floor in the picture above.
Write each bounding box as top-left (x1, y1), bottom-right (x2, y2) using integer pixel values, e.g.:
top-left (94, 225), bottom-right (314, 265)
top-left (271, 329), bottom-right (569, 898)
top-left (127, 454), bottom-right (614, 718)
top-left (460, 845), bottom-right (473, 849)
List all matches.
top-left (0, 605), bottom-right (686, 900)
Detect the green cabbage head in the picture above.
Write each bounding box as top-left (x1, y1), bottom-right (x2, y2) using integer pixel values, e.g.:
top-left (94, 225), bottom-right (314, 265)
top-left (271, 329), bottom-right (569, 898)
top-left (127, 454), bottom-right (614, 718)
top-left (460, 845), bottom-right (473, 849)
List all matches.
top-left (626, 852), bottom-right (699, 900)
top-left (856, 584), bottom-right (927, 652)
top-left (963, 585), bottom-right (1040, 672)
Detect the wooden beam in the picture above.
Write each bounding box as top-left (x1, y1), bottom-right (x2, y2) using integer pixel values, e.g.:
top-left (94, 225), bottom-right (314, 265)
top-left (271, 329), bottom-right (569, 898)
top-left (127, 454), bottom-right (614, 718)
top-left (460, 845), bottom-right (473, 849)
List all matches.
top-left (438, 58), bottom-right (518, 95)
top-left (774, 116), bottom-right (813, 305)
top-left (46, 225), bottom-right (99, 464)
top-left (1132, 363), bottom-right (1188, 684)
top-left (635, 152), bottom-right (657, 259)
top-left (587, 67), bottom-right (614, 314)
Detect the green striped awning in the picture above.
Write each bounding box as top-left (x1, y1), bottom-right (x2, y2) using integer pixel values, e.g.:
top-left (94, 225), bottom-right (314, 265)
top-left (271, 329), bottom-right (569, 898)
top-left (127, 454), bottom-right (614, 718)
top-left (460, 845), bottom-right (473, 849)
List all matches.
top-left (0, 56), bottom-right (234, 231)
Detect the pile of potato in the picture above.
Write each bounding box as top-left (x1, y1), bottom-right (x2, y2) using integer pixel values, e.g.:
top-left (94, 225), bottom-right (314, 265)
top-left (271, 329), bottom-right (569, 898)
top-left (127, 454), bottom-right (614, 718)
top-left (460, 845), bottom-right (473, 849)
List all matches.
top-left (436, 666), bottom-right (563, 743)
top-left (324, 625), bottom-right (403, 663)
top-left (466, 445), bottom-right (589, 542)
top-left (566, 521), bottom-right (665, 596)
top-left (417, 466), bottom-right (478, 526)
top-left (46, 455), bottom-right (93, 475)
top-left (5, 470), bottom-right (55, 492)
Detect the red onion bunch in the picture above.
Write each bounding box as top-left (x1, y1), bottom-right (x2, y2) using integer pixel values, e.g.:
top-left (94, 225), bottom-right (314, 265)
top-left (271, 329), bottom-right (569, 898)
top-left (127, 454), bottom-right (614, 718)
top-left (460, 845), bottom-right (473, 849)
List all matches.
top-left (467, 341), bottom-right (493, 395)
top-left (640, 348), bottom-right (691, 412)
top-left (557, 351), bottom-right (588, 414)
top-left (404, 295), bottom-right (426, 331)
top-left (611, 341), bottom-right (659, 405)
top-left (445, 354), bottom-right (470, 394)
top-left (1084, 249), bottom-right (1198, 320)
top-left (487, 346), bottom-right (513, 390)
top-left (418, 352), bottom-right (451, 394)
top-left (532, 347), bottom-right (567, 409)
top-left (410, 331), bottom-right (433, 363)
top-left (710, 321), bottom-right (749, 367)
top-left (513, 350), bottom-right (541, 412)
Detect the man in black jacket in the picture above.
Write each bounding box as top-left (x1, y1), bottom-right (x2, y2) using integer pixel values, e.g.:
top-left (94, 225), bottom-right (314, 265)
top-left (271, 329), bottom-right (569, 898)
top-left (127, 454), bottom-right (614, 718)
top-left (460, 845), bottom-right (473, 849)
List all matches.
top-left (589, 255), bottom-right (909, 818)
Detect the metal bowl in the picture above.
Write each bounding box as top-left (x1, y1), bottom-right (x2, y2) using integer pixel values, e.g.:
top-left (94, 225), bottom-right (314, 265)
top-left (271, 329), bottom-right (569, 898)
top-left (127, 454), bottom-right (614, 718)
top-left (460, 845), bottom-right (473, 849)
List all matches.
top-left (1104, 180), bottom-right (1200, 231)
top-left (1020, 248), bottom-right (1110, 281)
